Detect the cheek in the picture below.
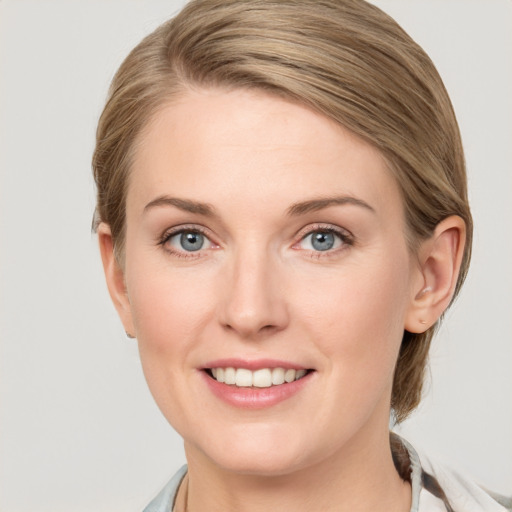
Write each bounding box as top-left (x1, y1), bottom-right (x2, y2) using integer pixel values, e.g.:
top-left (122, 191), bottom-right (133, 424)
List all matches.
top-left (124, 249), bottom-right (215, 375)
top-left (130, 273), bottom-right (212, 348)
top-left (297, 253), bottom-right (411, 376)
top-left (124, 261), bottom-right (217, 423)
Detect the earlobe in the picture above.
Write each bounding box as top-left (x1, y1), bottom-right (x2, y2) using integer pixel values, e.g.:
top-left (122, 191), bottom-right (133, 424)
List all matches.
top-left (405, 216), bottom-right (466, 333)
top-left (97, 223), bottom-right (135, 336)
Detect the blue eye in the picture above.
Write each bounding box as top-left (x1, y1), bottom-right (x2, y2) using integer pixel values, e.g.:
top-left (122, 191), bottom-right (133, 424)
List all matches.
top-left (299, 230), bottom-right (344, 252)
top-left (179, 232), bottom-right (205, 251)
top-left (311, 231), bottom-right (335, 251)
top-left (166, 230), bottom-right (212, 252)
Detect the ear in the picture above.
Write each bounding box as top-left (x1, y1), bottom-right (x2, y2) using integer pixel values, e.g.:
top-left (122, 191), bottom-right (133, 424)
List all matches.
top-left (405, 216), bottom-right (466, 333)
top-left (97, 223), bottom-right (135, 337)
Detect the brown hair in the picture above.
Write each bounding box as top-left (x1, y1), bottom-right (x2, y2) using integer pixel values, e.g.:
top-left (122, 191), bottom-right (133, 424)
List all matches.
top-left (93, 0), bottom-right (473, 421)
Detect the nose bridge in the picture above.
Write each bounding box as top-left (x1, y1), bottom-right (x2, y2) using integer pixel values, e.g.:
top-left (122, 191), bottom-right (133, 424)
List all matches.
top-left (219, 240), bottom-right (288, 338)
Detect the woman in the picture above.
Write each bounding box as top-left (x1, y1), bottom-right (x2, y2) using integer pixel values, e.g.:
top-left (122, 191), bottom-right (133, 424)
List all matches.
top-left (92, 1), bottom-right (510, 511)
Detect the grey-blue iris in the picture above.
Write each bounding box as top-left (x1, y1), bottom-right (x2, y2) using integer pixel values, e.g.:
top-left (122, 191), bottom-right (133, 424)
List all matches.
top-left (312, 232), bottom-right (335, 251)
top-left (181, 232), bottom-right (204, 251)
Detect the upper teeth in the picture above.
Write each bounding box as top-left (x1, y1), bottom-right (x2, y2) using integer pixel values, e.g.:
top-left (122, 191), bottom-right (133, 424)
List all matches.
top-left (211, 367), bottom-right (307, 388)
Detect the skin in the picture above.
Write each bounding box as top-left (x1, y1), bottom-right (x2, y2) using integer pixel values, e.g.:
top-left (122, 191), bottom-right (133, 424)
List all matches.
top-left (99, 88), bottom-right (465, 512)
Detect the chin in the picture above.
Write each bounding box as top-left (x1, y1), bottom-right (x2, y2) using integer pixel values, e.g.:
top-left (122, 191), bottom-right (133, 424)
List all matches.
top-left (187, 424), bottom-right (314, 477)
top-left (212, 450), bottom-right (307, 477)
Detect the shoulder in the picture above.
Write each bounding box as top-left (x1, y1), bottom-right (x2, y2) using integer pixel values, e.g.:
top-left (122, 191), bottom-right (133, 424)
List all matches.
top-left (420, 455), bottom-right (511, 512)
top-left (143, 465), bottom-right (187, 512)
top-left (398, 434), bottom-right (512, 512)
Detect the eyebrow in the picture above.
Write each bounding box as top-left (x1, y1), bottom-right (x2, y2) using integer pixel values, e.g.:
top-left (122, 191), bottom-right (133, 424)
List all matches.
top-left (287, 196), bottom-right (376, 216)
top-left (143, 194), bottom-right (375, 217)
top-left (143, 196), bottom-right (216, 217)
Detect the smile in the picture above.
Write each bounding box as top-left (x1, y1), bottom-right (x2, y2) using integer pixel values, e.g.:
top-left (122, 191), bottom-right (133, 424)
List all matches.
top-left (208, 367), bottom-right (309, 388)
top-left (202, 360), bottom-right (315, 409)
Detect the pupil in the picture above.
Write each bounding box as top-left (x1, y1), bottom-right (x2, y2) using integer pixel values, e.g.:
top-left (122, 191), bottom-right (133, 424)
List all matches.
top-left (312, 231), bottom-right (334, 251)
top-left (180, 232), bottom-right (203, 251)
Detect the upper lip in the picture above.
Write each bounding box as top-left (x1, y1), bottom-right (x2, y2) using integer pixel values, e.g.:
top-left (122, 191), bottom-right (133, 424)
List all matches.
top-left (202, 358), bottom-right (310, 371)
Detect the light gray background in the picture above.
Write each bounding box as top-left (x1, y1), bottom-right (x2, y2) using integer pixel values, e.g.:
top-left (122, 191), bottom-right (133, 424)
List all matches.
top-left (0, 1), bottom-right (511, 510)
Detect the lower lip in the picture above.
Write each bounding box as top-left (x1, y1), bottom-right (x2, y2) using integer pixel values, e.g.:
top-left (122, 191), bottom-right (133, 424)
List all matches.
top-left (201, 371), bottom-right (314, 409)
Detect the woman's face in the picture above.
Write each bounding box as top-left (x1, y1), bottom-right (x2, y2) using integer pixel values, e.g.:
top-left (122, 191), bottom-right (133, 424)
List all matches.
top-left (119, 88), bottom-right (423, 475)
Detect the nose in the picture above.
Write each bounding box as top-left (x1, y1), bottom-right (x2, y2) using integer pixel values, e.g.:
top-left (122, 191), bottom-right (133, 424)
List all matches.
top-left (218, 246), bottom-right (289, 339)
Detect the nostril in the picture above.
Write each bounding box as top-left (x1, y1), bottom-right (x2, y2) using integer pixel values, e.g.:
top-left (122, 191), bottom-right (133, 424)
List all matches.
top-left (221, 322), bottom-right (279, 337)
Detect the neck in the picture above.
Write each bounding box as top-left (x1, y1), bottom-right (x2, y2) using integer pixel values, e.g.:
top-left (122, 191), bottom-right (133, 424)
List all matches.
top-left (183, 428), bottom-right (411, 512)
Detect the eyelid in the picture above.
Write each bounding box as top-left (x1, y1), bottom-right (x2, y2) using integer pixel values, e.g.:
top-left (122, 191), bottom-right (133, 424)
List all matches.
top-left (292, 223), bottom-right (355, 253)
top-left (158, 224), bottom-right (219, 257)
top-left (158, 224), bottom-right (208, 242)
top-left (295, 223), bottom-right (354, 242)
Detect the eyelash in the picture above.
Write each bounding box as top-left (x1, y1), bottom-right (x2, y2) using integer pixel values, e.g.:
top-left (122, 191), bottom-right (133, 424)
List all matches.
top-left (158, 223), bottom-right (354, 259)
top-left (158, 225), bottom-right (215, 259)
top-left (293, 224), bottom-right (354, 259)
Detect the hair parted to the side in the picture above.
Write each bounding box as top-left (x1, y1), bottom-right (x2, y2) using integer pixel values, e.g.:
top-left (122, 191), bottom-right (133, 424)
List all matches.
top-left (92, 0), bottom-right (473, 422)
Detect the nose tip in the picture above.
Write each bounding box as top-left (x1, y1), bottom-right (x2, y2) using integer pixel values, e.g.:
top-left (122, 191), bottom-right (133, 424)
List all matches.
top-left (218, 257), bottom-right (289, 339)
top-left (224, 314), bottom-right (283, 339)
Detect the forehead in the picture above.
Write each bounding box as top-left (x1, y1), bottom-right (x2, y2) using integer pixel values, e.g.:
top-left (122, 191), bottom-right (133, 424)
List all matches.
top-left (128, 87), bottom-right (403, 222)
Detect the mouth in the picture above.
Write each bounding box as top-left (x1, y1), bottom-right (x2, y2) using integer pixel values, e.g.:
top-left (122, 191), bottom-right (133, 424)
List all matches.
top-left (201, 361), bottom-right (315, 408)
top-left (205, 367), bottom-right (313, 388)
